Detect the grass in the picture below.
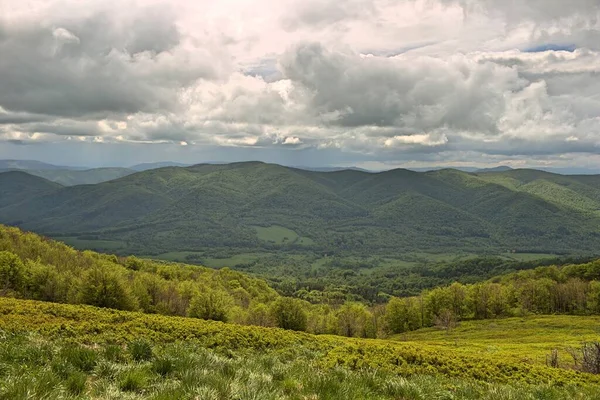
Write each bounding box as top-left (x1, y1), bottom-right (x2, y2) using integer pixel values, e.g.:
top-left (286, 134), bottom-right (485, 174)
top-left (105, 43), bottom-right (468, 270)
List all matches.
top-left (1, 333), bottom-right (599, 400)
top-left (1, 297), bottom-right (599, 387)
top-left (203, 253), bottom-right (263, 268)
top-left (396, 316), bottom-right (600, 368)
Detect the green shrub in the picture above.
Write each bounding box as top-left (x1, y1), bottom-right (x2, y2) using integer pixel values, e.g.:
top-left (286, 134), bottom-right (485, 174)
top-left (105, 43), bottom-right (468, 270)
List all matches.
top-left (79, 266), bottom-right (138, 311)
top-left (271, 297), bottom-right (308, 331)
top-left (0, 251), bottom-right (24, 292)
top-left (188, 288), bottom-right (232, 322)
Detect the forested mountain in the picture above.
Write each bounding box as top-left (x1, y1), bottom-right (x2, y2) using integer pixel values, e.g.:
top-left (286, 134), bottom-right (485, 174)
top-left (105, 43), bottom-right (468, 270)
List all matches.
top-left (1, 162), bottom-right (599, 256)
top-left (130, 161), bottom-right (191, 171)
top-left (0, 159), bottom-right (80, 170)
top-left (0, 167), bottom-right (135, 186)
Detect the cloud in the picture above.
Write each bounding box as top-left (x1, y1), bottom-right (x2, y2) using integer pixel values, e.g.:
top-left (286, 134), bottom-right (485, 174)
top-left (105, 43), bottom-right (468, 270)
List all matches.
top-left (0, 0), bottom-right (599, 168)
top-left (0, 2), bottom-right (228, 118)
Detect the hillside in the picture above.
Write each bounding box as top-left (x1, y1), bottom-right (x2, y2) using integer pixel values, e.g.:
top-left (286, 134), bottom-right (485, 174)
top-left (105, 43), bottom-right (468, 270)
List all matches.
top-left (2, 227), bottom-right (600, 397)
top-left (0, 171), bottom-right (62, 209)
top-left (0, 162), bottom-right (599, 256)
top-left (0, 298), bottom-right (599, 399)
top-left (0, 159), bottom-right (80, 170)
top-left (0, 167), bottom-right (135, 186)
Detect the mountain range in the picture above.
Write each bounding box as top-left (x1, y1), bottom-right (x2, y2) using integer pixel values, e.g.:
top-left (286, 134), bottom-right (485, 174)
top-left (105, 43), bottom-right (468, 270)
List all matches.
top-left (0, 160), bottom-right (192, 186)
top-left (1, 161), bottom-right (599, 256)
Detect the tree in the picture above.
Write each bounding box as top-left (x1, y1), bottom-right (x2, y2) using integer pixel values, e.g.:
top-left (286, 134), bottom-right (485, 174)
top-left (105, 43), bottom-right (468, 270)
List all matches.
top-left (79, 266), bottom-right (137, 311)
top-left (384, 297), bottom-right (421, 334)
top-left (434, 309), bottom-right (457, 333)
top-left (336, 302), bottom-right (375, 338)
top-left (246, 302), bottom-right (274, 327)
top-left (0, 251), bottom-right (24, 293)
top-left (187, 288), bottom-right (232, 322)
top-left (270, 297), bottom-right (307, 331)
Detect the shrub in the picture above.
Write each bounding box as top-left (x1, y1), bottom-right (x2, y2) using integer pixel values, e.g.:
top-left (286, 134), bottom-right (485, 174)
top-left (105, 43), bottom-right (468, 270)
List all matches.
top-left (571, 342), bottom-right (600, 374)
top-left (79, 266), bottom-right (138, 311)
top-left (271, 297), bottom-right (308, 331)
top-left (0, 251), bottom-right (24, 293)
top-left (188, 288), bottom-right (232, 322)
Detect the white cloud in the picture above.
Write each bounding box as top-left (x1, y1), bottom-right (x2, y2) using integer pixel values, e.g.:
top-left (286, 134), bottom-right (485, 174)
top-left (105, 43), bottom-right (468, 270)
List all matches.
top-left (0, 0), bottom-right (599, 167)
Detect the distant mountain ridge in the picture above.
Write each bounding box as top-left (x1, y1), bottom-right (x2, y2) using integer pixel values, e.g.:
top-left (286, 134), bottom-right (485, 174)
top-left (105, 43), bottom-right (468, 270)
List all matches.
top-left (0, 159), bottom-right (84, 171)
top-left (129, 161), bottom-right (192, 171)
top-left (1, 162), bottom-right (599, 256)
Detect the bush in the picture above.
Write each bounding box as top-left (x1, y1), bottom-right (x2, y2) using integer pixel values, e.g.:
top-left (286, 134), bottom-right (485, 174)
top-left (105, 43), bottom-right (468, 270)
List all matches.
top-left (571, 342), bottom-right (600, 374)
top-left (188, 288), bottom-right (232, 322)
top-left (79, 266), bottom-right (138, 311)
top-left (0, 251), bottom-right (24, 292)
top-left (271, 297), bottom-right (308, 331)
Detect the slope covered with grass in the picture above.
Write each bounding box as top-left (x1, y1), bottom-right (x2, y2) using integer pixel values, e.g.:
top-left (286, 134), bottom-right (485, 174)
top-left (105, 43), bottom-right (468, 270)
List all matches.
top-left (1, 297), bottom-right (599, 389)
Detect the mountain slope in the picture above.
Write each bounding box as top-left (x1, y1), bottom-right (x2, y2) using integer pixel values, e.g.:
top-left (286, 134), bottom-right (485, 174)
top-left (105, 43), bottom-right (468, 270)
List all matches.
top-left (0, 167), bottom-right (135, 186)
top-left (1, 163), bottom-right (599, 255)
top-left (0, 159), bottom-right (81, 170)
top-left (0, 171), bottom-right (62, 209)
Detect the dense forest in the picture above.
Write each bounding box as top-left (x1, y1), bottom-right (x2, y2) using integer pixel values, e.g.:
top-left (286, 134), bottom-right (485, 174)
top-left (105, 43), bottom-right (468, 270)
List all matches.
top-left (2, 163), bottom-right (600, 257)
top-left (2, 224), bottom-right (600, 341)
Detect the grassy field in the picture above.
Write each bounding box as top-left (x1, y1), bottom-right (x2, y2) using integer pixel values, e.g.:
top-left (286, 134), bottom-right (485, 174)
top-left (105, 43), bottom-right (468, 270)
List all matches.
top-left (396, 316), bottom-right (600, 368)
top-left (3, 333), bottom-right (598, 400)
top-left (1, 297), bottom-right (600, 399)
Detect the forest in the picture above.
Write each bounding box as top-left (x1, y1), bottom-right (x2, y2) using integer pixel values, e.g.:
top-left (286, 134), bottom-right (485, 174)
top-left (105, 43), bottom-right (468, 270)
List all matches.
top-left (2, 163), bottom-right (600, 258)
top-left (2, 224), bottom-right (600, 340)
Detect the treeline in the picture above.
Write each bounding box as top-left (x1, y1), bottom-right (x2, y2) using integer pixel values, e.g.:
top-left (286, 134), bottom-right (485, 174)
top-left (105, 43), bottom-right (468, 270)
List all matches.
top-left (243, 253), bottom-right (595, 303)
top-left (384, 260), bottom-right (600, 334)
top-left (0, 225), bottom-right (378, 338)
top-left (3, 225), bottom-right (600, 340)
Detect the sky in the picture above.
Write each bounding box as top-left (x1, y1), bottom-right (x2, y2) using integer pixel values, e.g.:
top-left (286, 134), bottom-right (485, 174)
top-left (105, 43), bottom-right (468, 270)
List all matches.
top-left (0, 0), bottom-right (599, 169)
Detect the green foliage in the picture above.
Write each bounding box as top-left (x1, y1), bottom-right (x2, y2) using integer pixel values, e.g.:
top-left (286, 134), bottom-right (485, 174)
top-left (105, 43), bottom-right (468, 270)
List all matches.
top-left (129, 340), bottom-right (153, 362)
top-left (61, 345), bottom-right (98, 372)
top-left (270, 297), bottom-right (308, 331)
top-left (2, 297), bottom-right (600, 387)
top-left (2, 331), bottom-right (598, 399)
top-left (3, 163), bottom-right (600, 258)
top-left (384, 259), bottom-right (600, 334)
top-left (0, 251), bottom-right (24, 293)
top-left (188, 288), bottom-right (232, 322)
top-left (79, 266), bottom-right (138, 310)
top-left (118, 367), bottom-right (150, 392)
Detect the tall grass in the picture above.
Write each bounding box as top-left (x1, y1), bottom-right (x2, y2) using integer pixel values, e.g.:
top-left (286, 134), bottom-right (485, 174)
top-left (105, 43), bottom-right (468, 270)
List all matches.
top-left (0, 333), bottom-right (598, 400)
